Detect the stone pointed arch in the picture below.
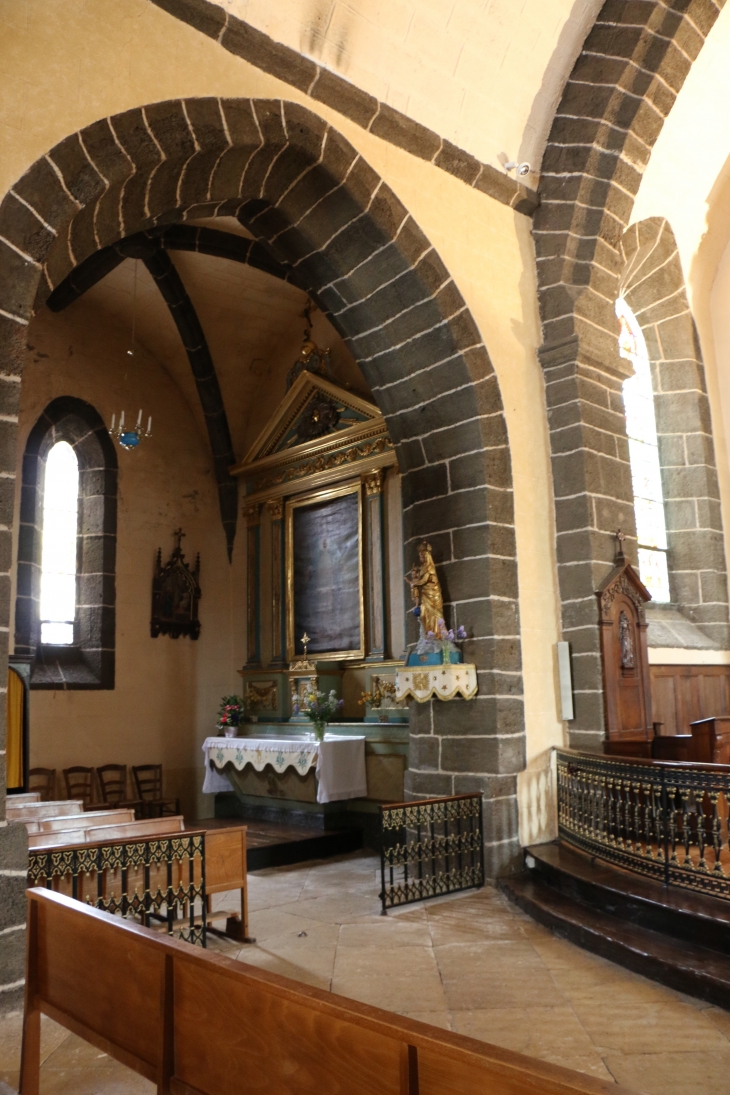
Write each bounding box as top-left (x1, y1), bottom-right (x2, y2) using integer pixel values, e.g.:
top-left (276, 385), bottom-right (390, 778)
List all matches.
top-left (620, 217), bottom-right (730, 644)
top-left (0, 97), bottom-right (523, 873)
top-left (534, 0), bottom-right (728, 750)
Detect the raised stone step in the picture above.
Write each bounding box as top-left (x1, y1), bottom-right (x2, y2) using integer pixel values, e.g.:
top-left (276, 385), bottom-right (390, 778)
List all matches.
top-left (500, 842), bottom-right (730, 1008)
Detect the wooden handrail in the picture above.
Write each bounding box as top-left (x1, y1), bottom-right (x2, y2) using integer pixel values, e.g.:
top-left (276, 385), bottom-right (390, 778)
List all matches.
top-left (21, 888), bottom-right (632, 1095)
top-left (559, 746), bottom-right (730, 775)
top-left (381, 791), bottom-right (482, 810)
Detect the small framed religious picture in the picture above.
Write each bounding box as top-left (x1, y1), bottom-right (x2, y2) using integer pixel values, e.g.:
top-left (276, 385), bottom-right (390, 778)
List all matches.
top-left (285, 482), bottom-right (364, 661)
top-left (151, 529), bottom-right (201, 640)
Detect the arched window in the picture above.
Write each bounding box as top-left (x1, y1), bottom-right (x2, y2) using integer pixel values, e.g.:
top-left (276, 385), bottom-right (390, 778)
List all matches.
top-left (40, 441), bottom-right (79, 645)
top-left (16, 397), bottom-right (117, 688)
top-left (616, 297), bottom-right (670, 602)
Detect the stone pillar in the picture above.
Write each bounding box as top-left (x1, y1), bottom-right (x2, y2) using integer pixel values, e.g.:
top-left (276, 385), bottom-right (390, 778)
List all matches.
top-left (538, 333), bottom-right (638, 753)
top-left (0, 318), bottom-right (28, 1012)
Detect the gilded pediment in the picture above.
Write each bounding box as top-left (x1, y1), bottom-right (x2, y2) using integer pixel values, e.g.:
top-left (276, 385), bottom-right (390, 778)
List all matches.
top-left (230, 374), bottom-right (395, 498)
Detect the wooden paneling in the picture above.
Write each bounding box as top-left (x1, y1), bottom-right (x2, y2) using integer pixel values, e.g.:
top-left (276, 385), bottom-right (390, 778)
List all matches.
top-left (22, 889), bottom-right (632, 1095)
top-left (650, 665), bottom-right (730, 736)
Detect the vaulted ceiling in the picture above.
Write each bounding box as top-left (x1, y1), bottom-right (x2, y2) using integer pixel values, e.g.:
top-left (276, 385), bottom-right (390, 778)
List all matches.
top-left (43, 215), bottom-right (369, 555)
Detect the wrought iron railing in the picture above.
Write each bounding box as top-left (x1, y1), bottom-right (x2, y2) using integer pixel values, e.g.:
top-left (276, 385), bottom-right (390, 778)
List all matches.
top-left (28, 831), bottom-right (206, 946)
top-left (557, 749), bottom-right (730, 901)
top-left (380, 792), bottom-right (484, 912)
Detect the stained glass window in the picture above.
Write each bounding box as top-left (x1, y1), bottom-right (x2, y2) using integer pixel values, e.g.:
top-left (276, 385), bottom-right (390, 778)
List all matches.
top-left (40, 440), bottom-right (79, 644)
top-left (617, 297), bottom-right (670, 602)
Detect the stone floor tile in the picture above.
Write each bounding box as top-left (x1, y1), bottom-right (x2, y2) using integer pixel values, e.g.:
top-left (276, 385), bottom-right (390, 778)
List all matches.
top-left (233, 945), bottom-right (333, 991)
top-left (704, 1005), bottom-right (730, 1041)
top-left (246, 905), bottom-right (338, 943)
top-left (42, 1034), bottom-right (118, 1070)
top-left (450, 1005), bottom-right (597, 1060)
top-left (38, 1064), bottom-right (154, 1094)
top-left (338, 920), bottom-right (432, 947)
top-left (332, 945), bottom-right (445, 1013)
top-left (427, 912), bottom-right (528, 946)
top-left (605, 1049), bottom-right (730, 1095)
top-left (573, 999), bottom-right (730, 1054)
top-left (404, 1011), bottom-right (453, 1030)
top-left (0, 1013), bottom-right (68, 1072)
top-left (548, 963), bottom-right (679, 1004)
top-left (276, 891), bottom-right (380, 923)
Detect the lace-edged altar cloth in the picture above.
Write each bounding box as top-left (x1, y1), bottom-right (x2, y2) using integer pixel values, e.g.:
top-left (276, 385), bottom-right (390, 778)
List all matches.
top-left (201, 735), bottom-right (367, 804)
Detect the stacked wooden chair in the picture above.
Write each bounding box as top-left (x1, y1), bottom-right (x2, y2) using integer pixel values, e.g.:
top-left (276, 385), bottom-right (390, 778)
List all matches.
top-left (96, 764), bottom-right (144, 818)
top-left (28, 767), bottom-right (56, 801)
top-left (62, 766), bottom-right (95, 808)
top-left (132, 764), bottom-right (180, 818)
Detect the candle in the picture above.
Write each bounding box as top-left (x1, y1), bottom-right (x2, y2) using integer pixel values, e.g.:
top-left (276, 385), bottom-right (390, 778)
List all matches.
top-left (120, 410), bottom-right (125, 429)
top-left (147, 415), bottom-right (152, 435)
top-left (110, 414), bottom-right (115, 433)
top-left (136, 409), bottom-right (142, 428)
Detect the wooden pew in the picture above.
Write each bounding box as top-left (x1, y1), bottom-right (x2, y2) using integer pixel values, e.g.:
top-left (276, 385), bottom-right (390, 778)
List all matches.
top-left (28, 829), bottom-right (88, 849)
top-left (28, 822), bottom-right (204, 941)
top-left (7, 800), bottom-right (83, 821)
top-left (38, 809), bottom-right (135, 833)
top-left (689, 716), bottom-right (730, 764)
top-left (21, 889), bottom-right (630, 1095)
top-left (84, 815), bottom-right (185, 841)
top-left (197, 824), bottom-right (251, 943)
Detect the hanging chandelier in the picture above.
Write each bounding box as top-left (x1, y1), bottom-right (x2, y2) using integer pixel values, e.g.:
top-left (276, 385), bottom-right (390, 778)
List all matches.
top-left (109, 410), bottom-right (152, 450)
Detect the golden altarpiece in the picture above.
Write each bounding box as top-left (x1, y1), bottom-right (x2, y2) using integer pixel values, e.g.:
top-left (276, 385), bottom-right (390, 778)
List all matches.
top-left (229, 370), bottom-right (409, 807)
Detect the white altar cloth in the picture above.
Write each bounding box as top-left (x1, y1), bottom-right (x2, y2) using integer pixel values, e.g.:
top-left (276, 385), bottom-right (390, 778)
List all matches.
top-left (201, 735), bottom-right (367, 804)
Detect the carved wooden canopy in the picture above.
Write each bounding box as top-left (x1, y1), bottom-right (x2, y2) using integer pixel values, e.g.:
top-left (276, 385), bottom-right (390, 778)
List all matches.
top-left (596, 553), bottom-right (653, 749)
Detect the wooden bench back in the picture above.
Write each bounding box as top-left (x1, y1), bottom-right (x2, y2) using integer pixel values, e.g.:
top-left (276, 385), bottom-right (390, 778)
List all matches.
top-left (84, 815), bottom-right (185, 842)
top-left (28, 829), bottom-right (89, 849)
top-left (21, 889), bottom-right (630, 1095)
top-left (38, 809), bottom-right (135, 833)
top-left (7, 800), bottom-right (83, 821)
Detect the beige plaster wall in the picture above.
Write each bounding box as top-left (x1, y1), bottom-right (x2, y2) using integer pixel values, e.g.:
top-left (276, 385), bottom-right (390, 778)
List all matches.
top-left (14, 298), bottom-right (247, 818)
top-left (216, 0), bottom-right (603, 176)
top-left (0, 0), bottom-right (566, 835)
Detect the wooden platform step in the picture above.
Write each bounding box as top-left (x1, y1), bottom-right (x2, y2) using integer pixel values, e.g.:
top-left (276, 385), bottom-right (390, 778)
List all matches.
top-left (246, 825), bottom-right (362, 870)
top-left (500, 842), bottom-right (730, 1009)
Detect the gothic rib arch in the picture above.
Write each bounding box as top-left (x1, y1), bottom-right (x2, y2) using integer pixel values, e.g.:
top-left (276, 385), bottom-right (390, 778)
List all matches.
top-left (532, 0), bottom-right (728, 750)
top-left (0, 96), bottom-right (524, 871)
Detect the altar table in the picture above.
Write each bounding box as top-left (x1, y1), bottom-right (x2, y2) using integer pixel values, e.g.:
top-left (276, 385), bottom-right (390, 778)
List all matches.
top-left (201, 735), bottom-right (367, 804)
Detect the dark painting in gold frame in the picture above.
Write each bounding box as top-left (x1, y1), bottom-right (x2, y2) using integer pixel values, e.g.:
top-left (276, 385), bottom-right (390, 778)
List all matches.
top-left (286, 482), bottom-right (364, 661)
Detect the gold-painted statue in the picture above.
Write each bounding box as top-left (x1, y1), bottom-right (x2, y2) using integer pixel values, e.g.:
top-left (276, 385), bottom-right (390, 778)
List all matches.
top-left (405, 541), bottom-right (444, 638)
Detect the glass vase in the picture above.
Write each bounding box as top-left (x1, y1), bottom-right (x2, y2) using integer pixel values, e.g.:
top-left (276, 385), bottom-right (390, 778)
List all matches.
top-left (313, 719), bottom-right (326, 743)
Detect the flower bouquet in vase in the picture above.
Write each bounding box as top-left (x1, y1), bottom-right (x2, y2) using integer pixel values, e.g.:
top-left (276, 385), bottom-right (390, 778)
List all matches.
top-left (217, 694), bottom-right (245, 738)
top-left (303, 689), bottom-right (343, 742)
top-left (358, 676), bottom-right (397, 723)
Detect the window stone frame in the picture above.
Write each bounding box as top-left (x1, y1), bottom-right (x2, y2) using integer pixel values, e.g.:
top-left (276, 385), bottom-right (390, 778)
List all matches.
top-left (15, 396), bottom-right (117, 689)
